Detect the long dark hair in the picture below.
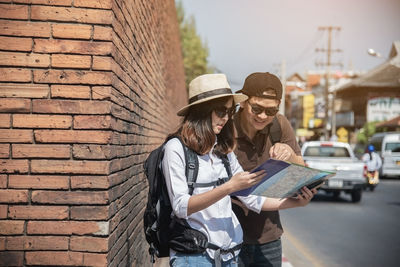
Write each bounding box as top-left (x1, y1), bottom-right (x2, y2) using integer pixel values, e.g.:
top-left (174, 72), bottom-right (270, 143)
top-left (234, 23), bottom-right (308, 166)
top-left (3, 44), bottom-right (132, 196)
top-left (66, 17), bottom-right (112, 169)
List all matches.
top-left (172, 96), bottom-right (236, 155)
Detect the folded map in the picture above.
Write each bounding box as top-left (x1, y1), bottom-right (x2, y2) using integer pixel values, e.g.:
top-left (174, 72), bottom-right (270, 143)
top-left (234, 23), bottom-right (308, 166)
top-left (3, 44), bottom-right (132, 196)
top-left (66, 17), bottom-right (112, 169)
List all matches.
top-left (232, 159), bottom-right (335, 198)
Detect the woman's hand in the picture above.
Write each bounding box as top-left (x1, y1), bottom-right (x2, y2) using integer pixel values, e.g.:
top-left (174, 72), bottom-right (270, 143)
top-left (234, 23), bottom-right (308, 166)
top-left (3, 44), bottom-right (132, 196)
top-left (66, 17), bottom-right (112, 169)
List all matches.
top-left (226, 170), bottom-right (266, 193)
top-left (294, 186), bottom-right (316, 207)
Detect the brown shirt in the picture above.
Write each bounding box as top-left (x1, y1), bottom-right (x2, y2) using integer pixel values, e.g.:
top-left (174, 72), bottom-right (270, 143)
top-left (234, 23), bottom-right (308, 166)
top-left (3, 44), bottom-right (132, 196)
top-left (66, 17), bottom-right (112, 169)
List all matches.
top-left (233, 111), bottom-right (301, 244)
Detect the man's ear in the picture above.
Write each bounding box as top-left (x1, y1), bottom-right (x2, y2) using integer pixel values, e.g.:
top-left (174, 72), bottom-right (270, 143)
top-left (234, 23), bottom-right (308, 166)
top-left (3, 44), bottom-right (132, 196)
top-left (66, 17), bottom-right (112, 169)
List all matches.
top-left (240, 101), bottom-right (246, 109)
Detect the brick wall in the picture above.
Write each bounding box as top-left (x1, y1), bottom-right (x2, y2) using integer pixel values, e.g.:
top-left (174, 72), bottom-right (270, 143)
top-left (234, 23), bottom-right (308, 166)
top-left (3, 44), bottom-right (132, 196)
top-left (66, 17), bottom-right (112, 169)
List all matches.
top-left (0, 0), bottom-right (186, 266)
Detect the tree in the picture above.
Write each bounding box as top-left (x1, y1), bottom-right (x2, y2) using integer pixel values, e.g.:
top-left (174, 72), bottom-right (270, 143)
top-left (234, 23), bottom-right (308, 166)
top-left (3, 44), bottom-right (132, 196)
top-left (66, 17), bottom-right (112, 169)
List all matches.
top-left (357, 121), bottom-right (378, 144)
top-left (176, 1), bottom-right (214, 87)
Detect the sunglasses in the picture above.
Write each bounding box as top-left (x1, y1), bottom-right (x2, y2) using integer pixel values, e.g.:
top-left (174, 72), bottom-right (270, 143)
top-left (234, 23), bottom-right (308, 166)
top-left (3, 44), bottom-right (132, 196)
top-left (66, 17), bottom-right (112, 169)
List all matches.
top-left (213, 105), bottom-right (236, 118)
top-left (248, 102), bottom-right (279, 116)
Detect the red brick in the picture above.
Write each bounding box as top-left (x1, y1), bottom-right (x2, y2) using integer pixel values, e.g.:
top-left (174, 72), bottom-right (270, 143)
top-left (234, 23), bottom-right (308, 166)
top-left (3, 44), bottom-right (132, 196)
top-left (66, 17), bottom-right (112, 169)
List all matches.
top-left (71, 176), bottom-right (109, 189)
top-left (9, 175), bottom-right (69, 189)
top-left (0, 144), bottom-right (9, 158)
top-left (0, 189), bottom-right (28, 203)
top-left (0, 129), bottom-right (32, 143)
top-left (72, 145), bottom-right (111, 159)
top-left (0, 51), bottom-right (49, 68)
top-left (34, 130), bottom-right (111, 144)
top-left (25, 251), bottom-right (83, 266)
top-left (0, 236), bottom-right (4, 249)
top-left (6, 236), bottom-right (69, 250)
top-left (33, 69), bottom-right (112, 85)
top-left (0, 68), bottom-right (31, 82)
top-left (0, 114), bottom-right (10, 127)
top-left (31, 159), bottom-right (110, 174)
top-left (0, 251), bottom-right (23, 266)
top-left (8, 205), bottom-right (69, 219)
top-left (74, 0), bottom-right (112, 9)
top-left (14, 0), bottom-right (72, 5)
top-left (32, 190), bottom-right (108, 204)
top-left (12, 144), bottom-right (70, 158)
top-left (0, 4), bottom-right (29, 19)
top-left (31, 5), bottom-right (113, 24)
top-left (27, 220), bottom-right (109, 236)
top-left (71, 205), bottom-right (109, 220)
top-left (0, 98), bottom-right (30, 113)
top-left (34, 39), bottom-right (112, 55)
top-left (0, 160), bottom-right (29, 173)
top-left (93, 56), bottom-right (112, 71)
top-left (0, 20), bottom-right (51, 37)
top-left (52, 54), bottom-right (91, 69)
top-left (70, 236), bottom-right (108, 252)
top-left (74, 115), bottom-right (112, 129)
top-left (93, 26), bottom-right (112, 41)
top-left (0, 174), bottom-right (6, 188)
top-left (0, 83), bottom-right (49, 98)
top-left (52, 23), bottom-right (92, 39)
top-left (82, 252), bottom-right (108, 267)
top-left (92, 86), bottom-right (112, 100)
top-left (0, 220), bottom-right (24, 235)
top-left (0, 36), bottom-right (32, 52)
top-left (13, 114), bottom-right (72, 129)
top-left (51, 85), bottom-right (91, 99)
top-left (0, 204), bottom-right (6, 218)
top-left (32, 99), bottom-right (111, 114)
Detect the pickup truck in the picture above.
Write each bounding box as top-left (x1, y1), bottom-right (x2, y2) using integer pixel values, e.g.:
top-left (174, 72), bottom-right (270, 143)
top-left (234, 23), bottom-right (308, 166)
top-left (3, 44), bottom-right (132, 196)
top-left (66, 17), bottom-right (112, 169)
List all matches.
top-left (301, 141), bottom-right (366, 203)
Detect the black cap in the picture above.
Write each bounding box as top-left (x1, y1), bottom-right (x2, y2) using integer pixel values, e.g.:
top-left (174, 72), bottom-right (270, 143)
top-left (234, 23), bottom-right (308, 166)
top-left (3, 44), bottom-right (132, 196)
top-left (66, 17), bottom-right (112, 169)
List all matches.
top-left (238, 72), bottom-right (282, 100)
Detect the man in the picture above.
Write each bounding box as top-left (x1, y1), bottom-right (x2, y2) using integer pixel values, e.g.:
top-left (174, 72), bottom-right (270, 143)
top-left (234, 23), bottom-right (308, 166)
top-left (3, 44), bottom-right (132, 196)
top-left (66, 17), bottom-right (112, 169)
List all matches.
top-left (232, 72), bottom-right (313, 267)
top-left (362, 144), bottom-right (382, 190)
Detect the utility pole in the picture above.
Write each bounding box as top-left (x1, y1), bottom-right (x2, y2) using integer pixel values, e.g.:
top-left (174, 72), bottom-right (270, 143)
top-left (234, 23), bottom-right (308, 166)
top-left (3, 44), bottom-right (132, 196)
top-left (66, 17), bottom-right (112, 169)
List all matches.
top-left (315, 26), bottom-right (342, 140)
top-left (279, 59), bottom-right (286, 116)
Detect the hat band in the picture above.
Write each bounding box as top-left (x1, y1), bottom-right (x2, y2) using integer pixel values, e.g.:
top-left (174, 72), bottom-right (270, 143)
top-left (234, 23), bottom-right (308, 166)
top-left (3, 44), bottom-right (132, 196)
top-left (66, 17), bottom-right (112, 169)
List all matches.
top-left (189, 88), bottom-right (232, 104)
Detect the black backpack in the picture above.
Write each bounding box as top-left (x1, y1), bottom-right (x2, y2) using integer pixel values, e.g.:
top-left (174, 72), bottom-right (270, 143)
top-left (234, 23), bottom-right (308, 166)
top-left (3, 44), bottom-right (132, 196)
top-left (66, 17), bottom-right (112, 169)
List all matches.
top-left (143, 136), bottom-right (232, 263)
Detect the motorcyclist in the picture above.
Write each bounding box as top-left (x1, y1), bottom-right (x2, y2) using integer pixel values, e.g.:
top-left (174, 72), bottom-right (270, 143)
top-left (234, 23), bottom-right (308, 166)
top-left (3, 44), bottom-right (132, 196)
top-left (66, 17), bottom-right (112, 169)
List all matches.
top-left (362, 144), bottom-right (382, 191)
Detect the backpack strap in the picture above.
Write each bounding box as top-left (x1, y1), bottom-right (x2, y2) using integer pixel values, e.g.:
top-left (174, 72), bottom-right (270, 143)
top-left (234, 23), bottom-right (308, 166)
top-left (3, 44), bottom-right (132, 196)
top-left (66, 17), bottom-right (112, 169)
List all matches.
top-left (173, 136), bottom-right (199, 195)
top-left (269, 116), bottom-right (282, 145)
top-left (174, 136), bottom-right (233, 195)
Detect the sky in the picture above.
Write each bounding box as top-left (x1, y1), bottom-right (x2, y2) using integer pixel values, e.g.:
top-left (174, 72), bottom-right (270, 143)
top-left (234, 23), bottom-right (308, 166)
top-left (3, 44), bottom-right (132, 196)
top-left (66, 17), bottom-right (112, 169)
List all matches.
top-left (181, 0), bottom-right (400, 90)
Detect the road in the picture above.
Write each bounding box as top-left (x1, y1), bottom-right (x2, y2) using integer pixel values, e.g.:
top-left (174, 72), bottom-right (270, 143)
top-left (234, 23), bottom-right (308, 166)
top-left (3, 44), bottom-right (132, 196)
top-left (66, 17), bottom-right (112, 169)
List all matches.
top-left (280, 179), bottom-right (400, 267)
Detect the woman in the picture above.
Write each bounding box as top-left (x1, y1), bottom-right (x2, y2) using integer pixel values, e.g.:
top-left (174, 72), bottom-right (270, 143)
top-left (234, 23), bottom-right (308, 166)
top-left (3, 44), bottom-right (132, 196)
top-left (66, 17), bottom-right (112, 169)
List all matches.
top-left (163, 74), bottom-right (314, 266)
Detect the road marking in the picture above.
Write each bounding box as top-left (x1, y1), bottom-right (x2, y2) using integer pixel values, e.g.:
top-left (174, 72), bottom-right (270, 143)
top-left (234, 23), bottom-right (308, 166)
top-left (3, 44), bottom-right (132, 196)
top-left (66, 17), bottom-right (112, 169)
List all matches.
top-left (282, 254), bottom-right (294, 267)
top-left (284, 229), bottom-right (325, 267)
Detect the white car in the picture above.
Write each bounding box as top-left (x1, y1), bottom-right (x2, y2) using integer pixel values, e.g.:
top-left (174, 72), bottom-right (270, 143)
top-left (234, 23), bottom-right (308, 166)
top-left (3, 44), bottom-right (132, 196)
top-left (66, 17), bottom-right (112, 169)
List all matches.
top-left (301, 141), bottom-right (366, 203)
top-left (380, 133), bottom-right (400, 178)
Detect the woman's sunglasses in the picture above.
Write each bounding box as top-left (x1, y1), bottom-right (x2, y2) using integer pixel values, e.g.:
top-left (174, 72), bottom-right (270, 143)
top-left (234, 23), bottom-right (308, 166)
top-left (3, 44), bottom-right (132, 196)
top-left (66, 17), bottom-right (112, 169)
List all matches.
top-left (248, 102), bottom-right (279, 116)
top-left (213, 105), bottom-right (237, 118)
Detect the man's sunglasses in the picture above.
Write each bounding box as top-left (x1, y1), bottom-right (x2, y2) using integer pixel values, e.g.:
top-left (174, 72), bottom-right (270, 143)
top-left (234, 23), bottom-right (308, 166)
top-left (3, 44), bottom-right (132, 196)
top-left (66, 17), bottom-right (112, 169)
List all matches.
top-left (213, 105), bottom-right (236, 118)
top-left (248, 102), bottom-right (279, 116)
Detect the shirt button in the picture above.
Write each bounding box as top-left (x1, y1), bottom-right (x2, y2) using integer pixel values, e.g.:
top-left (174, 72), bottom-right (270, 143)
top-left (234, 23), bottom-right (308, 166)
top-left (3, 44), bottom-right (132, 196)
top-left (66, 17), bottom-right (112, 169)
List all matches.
top-left (252, 146), bottom-right (256, 149)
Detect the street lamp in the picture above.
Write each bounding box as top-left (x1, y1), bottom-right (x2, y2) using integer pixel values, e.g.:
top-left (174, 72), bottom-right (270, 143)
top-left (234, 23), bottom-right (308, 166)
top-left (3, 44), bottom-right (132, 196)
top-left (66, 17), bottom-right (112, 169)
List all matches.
top-left (367, 48), bottom-right (382, 58)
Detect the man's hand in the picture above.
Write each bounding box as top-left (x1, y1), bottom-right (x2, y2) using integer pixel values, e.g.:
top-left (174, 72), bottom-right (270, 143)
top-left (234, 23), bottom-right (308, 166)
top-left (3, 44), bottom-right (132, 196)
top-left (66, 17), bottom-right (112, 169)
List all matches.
top-left (269, 143), bottom-right (295, 161)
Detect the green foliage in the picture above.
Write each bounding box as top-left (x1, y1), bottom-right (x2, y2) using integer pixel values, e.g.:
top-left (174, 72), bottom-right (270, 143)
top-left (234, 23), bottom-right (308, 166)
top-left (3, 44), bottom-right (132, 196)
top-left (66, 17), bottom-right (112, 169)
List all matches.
top-left (357, 121), bottom-right (378, 144)
top-left (176, 1), bottom-right (214, 87)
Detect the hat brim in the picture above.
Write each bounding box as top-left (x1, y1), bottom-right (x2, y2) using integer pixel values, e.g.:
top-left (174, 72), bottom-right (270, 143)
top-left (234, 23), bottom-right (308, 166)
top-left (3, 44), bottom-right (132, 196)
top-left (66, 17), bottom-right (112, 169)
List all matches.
top-left (177, 93), bottom-right (248, 116)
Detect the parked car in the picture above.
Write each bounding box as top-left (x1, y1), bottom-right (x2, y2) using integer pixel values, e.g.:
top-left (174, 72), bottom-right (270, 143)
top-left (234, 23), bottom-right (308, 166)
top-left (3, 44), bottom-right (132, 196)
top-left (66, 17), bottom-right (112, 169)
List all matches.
top-left (301, 141), bottom-right (366, 203)
top-left (369, 131), bottom-right (400, 178)
top-left (380, 133), bottom-right (400, 178)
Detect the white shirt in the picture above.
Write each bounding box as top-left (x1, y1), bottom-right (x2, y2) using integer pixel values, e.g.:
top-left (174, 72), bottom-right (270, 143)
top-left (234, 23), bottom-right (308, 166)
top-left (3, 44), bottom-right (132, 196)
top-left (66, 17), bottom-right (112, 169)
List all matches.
top-left (362, 152), bottom-right (382, 171)
top-left (162, 138), bottom-right (266, 261)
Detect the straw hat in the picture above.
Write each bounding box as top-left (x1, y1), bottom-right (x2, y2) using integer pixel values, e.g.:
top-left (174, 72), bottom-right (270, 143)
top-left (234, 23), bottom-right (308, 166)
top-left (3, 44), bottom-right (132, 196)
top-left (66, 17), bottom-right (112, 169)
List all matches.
top-left (177, 74), bottom-right (248, 116)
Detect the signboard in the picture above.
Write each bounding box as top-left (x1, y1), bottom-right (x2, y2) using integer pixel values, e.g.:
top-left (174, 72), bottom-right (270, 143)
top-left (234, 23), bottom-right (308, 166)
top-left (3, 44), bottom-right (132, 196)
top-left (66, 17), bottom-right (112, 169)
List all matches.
top-left (336, 111), bottom-right (354, 127)
top-left (367, 97), bottom-right (400, 122)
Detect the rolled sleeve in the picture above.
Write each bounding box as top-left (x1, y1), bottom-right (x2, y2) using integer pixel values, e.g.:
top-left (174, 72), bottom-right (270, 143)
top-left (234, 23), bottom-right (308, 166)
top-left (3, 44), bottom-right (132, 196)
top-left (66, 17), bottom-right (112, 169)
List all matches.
top-left (162, 138), bottom-right (191, 219)
top-left (238, 195), bottom-right (266, 213)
